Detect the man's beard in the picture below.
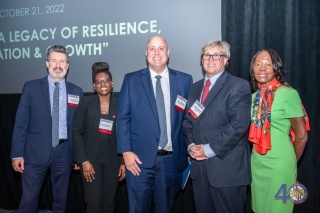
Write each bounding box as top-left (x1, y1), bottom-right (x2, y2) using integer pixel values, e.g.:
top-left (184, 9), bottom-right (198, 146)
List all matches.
top-left (49, 67), bottom-right (67, 79)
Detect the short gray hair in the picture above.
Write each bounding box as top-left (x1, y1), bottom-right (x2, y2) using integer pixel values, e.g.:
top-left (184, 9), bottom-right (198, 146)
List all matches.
top-left (46, 45), bottom-right (69, 63)
top-left (201, 40), bottom-right (230, 59)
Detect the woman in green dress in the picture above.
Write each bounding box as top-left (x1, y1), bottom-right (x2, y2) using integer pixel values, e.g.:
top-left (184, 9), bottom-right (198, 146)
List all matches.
top-left (248, 49), bottom-right (309, 213)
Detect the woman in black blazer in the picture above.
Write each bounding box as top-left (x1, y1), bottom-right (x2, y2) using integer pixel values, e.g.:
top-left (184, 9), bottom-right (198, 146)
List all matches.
top-left (73, 62), bottom-right (125, 213)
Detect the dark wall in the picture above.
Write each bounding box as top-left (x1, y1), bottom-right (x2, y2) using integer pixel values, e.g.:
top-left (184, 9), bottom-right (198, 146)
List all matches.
top-left (221, 1), bottom-right (320, 212)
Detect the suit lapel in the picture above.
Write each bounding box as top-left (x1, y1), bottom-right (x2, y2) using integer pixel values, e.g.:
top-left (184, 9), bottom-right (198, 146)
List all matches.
top-left (194, 79), bottom-right (205, 103)
top-left (141, 68), bottom-right (159, 120)
top-left (169, 69), bottom-right (178, 126)
top-left (109, 95), bottom-right (117, 118)
top-left (92, 95), bottom-right (101, 119)
top-left (41, 77), bottom-right (51, 114)
top-left (65, 81), bottom-right (70, 121)
top-left (202, 71), bottom-right (228, 107)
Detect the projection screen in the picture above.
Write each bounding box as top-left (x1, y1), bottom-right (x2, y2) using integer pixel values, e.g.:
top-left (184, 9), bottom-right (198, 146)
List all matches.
top-left (0, 0), bottom-right (221, 93)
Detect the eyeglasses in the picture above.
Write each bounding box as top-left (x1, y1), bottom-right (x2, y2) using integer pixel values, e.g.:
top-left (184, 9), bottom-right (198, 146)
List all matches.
top-left (202, 54), bottom-right (224, 60)
top-left (95, 78), bottom-right (111, 84)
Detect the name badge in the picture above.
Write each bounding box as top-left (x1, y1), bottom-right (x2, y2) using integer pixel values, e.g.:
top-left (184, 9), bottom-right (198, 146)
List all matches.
top-left (188, 100), bottom-right (205, 119)
top-left (68, 94), bottom-right (80, 107)
top-left (174, 95), bottom-right (187, 112)
top-left (98, 119), bottom-right (113, 134)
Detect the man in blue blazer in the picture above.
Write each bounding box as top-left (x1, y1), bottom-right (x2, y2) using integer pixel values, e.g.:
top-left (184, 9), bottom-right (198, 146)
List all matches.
top-left (11, 45), bottom-right (83, 213)
top-left (183, 41), bottom-right (251, 213)
top-left (117, 36), bottom-right (193, 213)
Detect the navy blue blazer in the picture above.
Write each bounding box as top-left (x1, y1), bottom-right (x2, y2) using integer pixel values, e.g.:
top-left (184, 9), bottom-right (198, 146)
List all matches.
top-left (183, 71), bottom-right (252, 187)
top-left (117, 68), bottom-right (193, 171)
top-left (11, 76), bottom-right (83, 166)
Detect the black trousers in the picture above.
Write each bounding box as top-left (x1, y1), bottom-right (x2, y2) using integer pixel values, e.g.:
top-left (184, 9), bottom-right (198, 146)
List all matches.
top-left (80, 162), bottom-right (119, 213)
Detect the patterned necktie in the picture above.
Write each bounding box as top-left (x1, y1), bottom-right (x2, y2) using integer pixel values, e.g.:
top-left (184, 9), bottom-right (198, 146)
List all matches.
top-left (201, 79), bottom-right (211, 104)
top-left (155, 75), bottom-right (168, 149)
top-left (52, 82), bottom-right (60, 147)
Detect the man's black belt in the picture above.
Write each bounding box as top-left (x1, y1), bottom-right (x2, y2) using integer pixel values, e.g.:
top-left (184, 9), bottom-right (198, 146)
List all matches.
top-left (157, 150), bottom-right (173, 156)
top-left (59, 139), bottom-right (67, 144)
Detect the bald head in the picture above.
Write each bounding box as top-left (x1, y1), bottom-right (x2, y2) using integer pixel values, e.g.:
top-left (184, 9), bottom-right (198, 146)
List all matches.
top-left (146, 36), bottom-right (168, 49)
top-left (145, 36), bottom-right (170, 74)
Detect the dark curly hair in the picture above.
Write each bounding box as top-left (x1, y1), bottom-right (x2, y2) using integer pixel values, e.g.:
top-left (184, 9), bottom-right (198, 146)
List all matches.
top-left (91, 62), bottom-right (112, 83)
top-left (250, 49), bottom-right (288, 91)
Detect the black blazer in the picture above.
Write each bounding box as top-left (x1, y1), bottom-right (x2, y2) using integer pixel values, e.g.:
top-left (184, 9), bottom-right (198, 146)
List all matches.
top-left (72, 94), bottom-right (122, 169)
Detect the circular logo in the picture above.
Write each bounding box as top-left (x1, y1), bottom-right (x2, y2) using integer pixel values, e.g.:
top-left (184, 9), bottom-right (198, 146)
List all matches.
top-left (289, 182), bottom-right (308, 204)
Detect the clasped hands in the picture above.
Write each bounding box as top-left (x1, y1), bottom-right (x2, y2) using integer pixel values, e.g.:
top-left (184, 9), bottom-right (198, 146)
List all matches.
top-left (189, 144), bottom-right (208, 161)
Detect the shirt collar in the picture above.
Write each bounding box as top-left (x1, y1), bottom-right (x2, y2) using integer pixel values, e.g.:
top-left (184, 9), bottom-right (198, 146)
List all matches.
top-left (149, 67), bottom-right (169, 80)
top-left (47, 75), bottom-right (66, 88)
top-left (204, 70), bottom-right (224, 85)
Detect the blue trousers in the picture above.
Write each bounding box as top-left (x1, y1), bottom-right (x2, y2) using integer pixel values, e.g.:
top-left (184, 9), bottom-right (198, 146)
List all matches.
top-left (19, 142), bottom-right (72, 213)
top-left (126, 153), bottom-right (182, 213)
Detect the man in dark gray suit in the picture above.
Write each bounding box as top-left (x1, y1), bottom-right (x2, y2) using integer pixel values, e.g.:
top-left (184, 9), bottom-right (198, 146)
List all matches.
top-left (183, 40), bottom-right (251, 213)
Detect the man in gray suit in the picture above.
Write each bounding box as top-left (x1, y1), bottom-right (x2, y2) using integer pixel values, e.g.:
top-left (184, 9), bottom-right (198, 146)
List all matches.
top-left (183, 40), bottom-right (251, 213)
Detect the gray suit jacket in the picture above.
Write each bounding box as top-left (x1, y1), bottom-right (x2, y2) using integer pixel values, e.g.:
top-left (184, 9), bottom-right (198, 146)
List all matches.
top-left (183, 71), bottom-right (251, 187)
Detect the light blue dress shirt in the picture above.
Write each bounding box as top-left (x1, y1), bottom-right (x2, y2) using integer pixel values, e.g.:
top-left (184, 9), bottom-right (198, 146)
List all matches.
top-left (48, 76), bottom-right (67, 139)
